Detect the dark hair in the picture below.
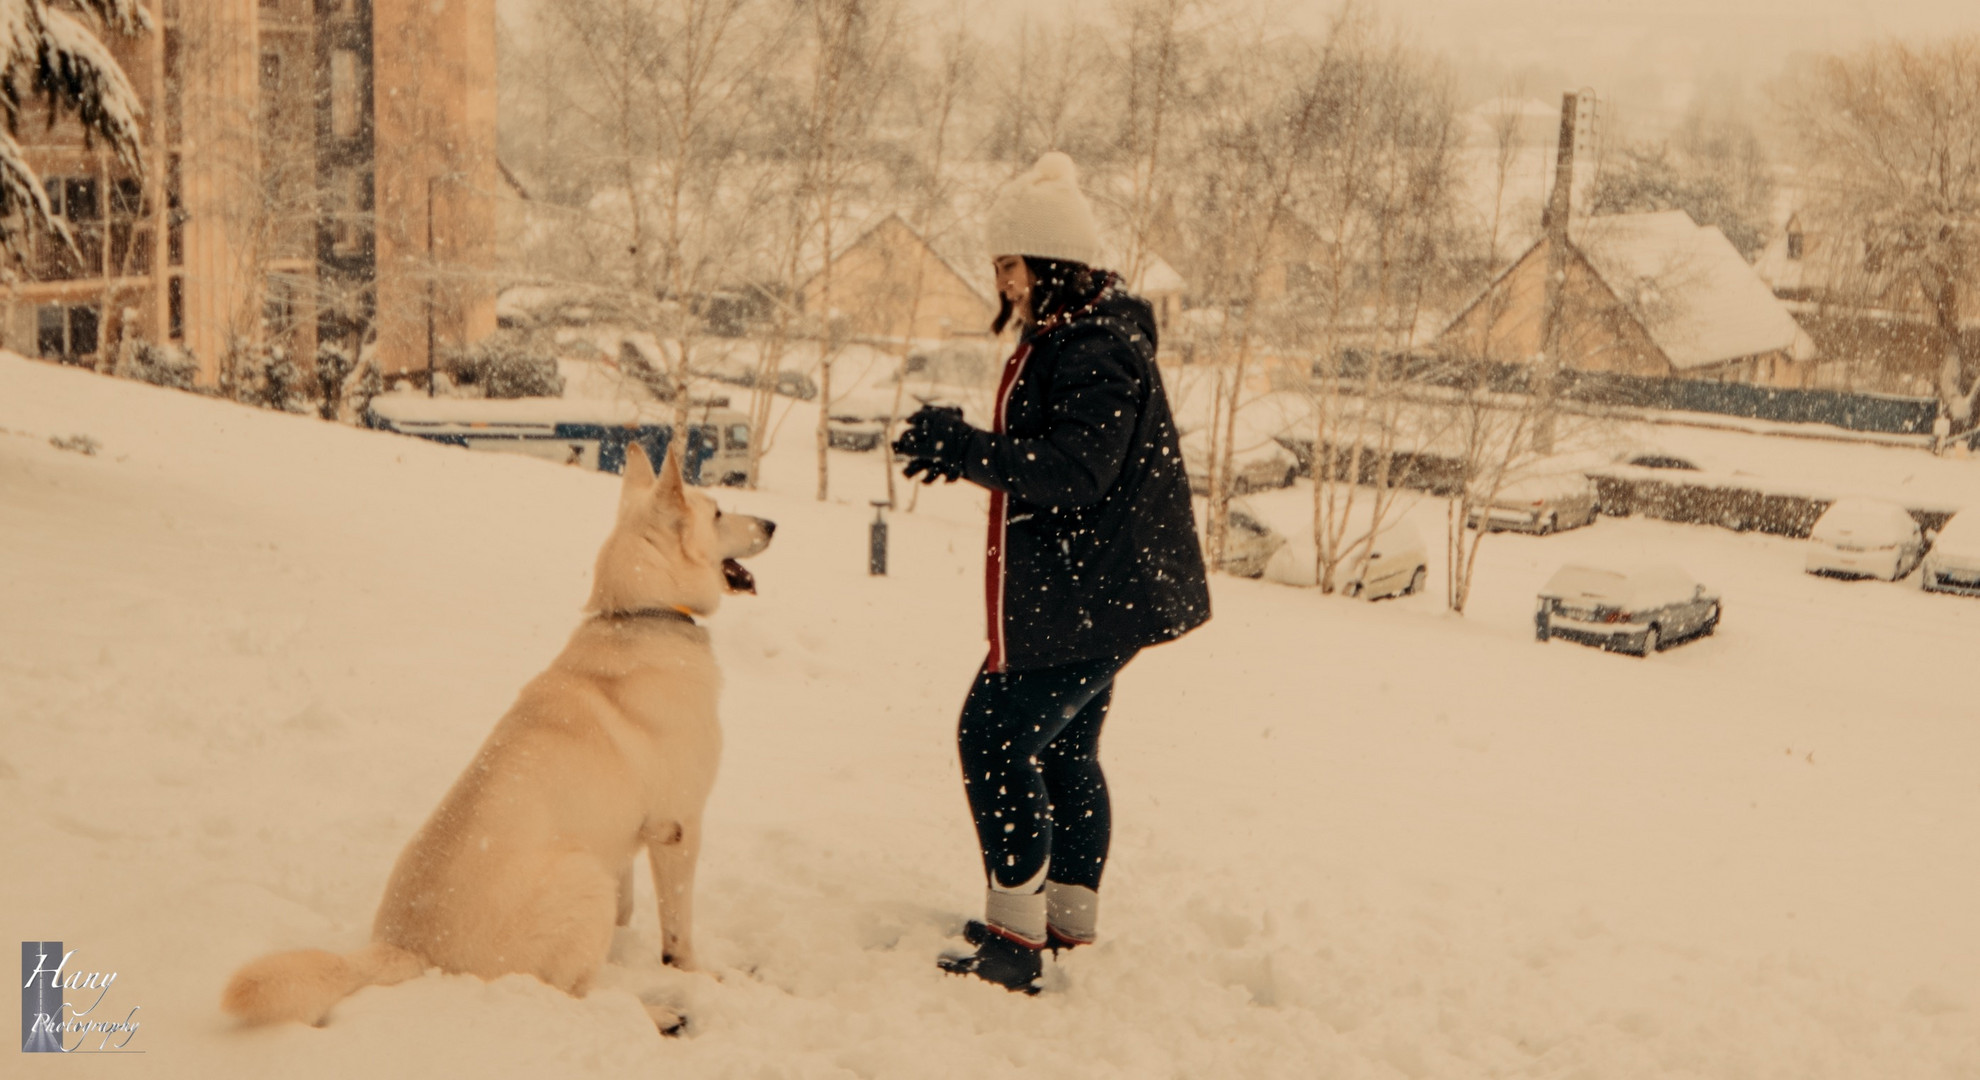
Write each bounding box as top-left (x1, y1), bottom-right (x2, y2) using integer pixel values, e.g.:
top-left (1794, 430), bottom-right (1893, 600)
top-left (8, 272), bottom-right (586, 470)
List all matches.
top-left (993, 256), bottom-right (1116, 335)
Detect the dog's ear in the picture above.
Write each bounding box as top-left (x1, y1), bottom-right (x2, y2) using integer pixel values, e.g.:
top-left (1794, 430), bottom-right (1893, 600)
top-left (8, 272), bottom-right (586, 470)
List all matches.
top-left (623, 441), bottom-right (657, 486)
top-left (619, 442), bottom-right (657, 515)
top-left (655, 437), bottom-right (689, 513)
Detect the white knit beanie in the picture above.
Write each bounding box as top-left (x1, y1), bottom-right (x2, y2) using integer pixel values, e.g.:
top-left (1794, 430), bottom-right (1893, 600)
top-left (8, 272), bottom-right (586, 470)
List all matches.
top-left (983, 152), bottom-right (1108, 269)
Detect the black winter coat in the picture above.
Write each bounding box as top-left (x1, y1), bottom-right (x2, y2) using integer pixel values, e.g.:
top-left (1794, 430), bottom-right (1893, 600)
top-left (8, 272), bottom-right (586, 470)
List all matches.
top-left (961, 290), bottom-right (1210, 671)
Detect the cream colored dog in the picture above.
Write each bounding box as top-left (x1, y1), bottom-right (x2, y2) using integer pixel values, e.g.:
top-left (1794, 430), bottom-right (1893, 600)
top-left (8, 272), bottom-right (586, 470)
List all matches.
top-left (222, 443), bottom-right (773, 1033)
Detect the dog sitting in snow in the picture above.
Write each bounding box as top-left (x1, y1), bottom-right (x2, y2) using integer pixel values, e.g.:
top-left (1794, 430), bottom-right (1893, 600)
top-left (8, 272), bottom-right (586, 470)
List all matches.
top-left (222, 443), bottom-right (773, 1033)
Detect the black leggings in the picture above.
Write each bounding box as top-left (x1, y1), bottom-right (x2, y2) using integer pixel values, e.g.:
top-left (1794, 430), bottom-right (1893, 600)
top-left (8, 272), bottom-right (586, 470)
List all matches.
top-left (957, 652), bottom-right (1132, 892)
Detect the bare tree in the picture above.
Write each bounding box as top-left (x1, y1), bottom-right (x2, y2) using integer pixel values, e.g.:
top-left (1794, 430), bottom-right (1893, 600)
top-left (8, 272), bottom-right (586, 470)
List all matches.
top-left (1779, 37), bottom-right (1980, 429)
top-left (1293, 24), bottom-right (1462, 593)
top-left (1181, 27), bottom-right (1342, 569)
top-left (1109, 0), bottom-right (1204, 288)
top-left (793, 0), bottom-right (900, 501)
top-left (522, 0), bottom-right (787, 448)
top-left (877, 9), bottom-right (979, 509)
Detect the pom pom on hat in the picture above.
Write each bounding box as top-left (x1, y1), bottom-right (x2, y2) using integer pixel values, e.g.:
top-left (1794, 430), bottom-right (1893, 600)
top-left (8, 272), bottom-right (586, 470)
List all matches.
top-left (984, 152), bottom-right (1108, 269)
top-left (1031, 151), bottom-right (1077, 184)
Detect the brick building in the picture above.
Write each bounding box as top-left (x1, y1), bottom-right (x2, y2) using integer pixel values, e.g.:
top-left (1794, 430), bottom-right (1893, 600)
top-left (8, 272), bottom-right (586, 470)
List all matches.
top-left (2, 0), bottom-right (498, 386)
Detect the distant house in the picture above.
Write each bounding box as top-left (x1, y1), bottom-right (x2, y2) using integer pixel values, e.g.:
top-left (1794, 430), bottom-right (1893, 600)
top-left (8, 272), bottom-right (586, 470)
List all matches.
top-left (1131, 254), bottom-right (1186, 333)
top-left (799, 214), bottom-right (995, 342)
top-left (1753, 211), bottom-right (1980, 394)
top-left (1437, 210), bottom-right (1818, 388)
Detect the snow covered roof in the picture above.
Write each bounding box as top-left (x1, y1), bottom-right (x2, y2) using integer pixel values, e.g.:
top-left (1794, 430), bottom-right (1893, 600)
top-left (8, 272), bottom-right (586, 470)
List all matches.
top-left (1131, 254), bottom-right (1186, 296)
top-left (804, 212), bottom-right (995, 310)
top-left (1575, 211), bottom-right (1818, 371)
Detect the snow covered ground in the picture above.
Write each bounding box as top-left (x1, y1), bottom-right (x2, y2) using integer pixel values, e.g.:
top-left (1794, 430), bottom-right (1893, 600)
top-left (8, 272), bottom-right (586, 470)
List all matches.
top-left (5, 351), bottom-right (1979, 1078)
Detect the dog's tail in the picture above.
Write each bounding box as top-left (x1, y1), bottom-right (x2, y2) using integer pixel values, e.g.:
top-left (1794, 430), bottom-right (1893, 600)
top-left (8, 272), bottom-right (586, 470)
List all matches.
top-left (221, 941), bottom-right (424, 1026)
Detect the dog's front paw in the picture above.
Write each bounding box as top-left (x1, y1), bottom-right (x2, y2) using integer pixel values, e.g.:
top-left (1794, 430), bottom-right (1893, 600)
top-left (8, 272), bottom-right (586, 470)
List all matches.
top-left (661, 951), bottom-right (698, 972)
top-left (643, 1002), bottom-right (688, 1036)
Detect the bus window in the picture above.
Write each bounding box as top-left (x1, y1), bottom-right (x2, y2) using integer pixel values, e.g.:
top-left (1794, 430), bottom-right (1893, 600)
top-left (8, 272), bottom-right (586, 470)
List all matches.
top-left (726, 424), bottom-right (749, 451)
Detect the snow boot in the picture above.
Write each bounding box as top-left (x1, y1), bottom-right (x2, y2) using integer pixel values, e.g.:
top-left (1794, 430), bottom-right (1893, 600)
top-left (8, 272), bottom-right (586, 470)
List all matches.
top-left (962, 918), bottom-right (1089, 954)
top-left (938, 931), bottom-right (1043, 994)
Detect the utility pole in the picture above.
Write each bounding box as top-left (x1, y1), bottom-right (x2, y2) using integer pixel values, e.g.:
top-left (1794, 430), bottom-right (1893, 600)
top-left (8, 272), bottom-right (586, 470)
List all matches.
top-left (1533, 91), bottom-right (1578, 454)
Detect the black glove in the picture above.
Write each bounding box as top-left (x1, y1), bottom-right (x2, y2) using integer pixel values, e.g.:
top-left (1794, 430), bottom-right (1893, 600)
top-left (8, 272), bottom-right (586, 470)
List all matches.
top-left (893, 405), bottom-right (974, 484)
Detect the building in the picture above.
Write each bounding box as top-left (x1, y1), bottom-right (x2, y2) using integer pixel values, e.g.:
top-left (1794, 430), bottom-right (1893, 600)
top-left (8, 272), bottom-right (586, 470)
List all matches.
top-left (1753, 211), bottom-right (1980, 394)
top-left (1438, 210), bottom-right (1818, 388)
top-left (1131, 254), bottom-right (1186, 334)
top-left (2, 0), bottom-right (498, 387)
top-left (798, 214), bottom-right (994, 342)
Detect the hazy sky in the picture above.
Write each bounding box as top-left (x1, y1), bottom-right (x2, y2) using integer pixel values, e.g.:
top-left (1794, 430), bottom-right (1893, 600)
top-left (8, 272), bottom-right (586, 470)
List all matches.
top-left (496, 0), bottom-right (1980, 131)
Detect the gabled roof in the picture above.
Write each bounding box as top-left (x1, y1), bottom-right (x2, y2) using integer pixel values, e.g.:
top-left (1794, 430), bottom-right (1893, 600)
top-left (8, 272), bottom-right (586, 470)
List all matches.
top-left (1574, 210), bottom-right (1816, 370)
top-left (1132, 254), bottom-right (1186, 295)
top-left (801, 212), bottom-right (994, 310)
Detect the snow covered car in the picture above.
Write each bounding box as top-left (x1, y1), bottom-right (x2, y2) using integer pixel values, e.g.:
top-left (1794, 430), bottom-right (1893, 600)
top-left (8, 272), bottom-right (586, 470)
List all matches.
top-left (1466, 472), bottom-right (1601, 534)
top-left (1181, 431), bottom-right (1299, 495)
top-left (1613, 446), bottom-right (1722, 472)
top-left (1535, 563), bottom-right (1721, 657)
top-left (1215, 499), bottom-right (1288, 578)
top-left (1805, 497), bottom-right (1923, 581)
top-left (1920, 511), bottom-right (1980, 595)
top-left (825, 417), bottom-right (888, 451)
top-left (1343, 520), bottom-right (1428, 600)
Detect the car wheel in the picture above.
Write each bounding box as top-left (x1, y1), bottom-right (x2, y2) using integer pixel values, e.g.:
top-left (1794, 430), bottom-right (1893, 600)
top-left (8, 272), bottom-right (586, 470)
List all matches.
top-left (1541, 512), bottom-right (1557, 535)
top-left (1406, 567), bottom-right (1426, 596)
top-left (1535, 616), bottom-right (1550, 642)
top-left (1640, 625), bottom-right (1660, 656)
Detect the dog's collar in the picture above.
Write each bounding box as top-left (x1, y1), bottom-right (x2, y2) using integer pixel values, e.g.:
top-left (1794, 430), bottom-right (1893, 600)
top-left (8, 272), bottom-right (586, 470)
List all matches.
top-left (601, 606), bottom-right (700, 627)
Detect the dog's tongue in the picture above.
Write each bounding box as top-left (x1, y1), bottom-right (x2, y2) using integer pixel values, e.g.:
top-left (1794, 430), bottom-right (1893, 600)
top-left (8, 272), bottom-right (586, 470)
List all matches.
top-left (722, 559), bottom-right (756, 594)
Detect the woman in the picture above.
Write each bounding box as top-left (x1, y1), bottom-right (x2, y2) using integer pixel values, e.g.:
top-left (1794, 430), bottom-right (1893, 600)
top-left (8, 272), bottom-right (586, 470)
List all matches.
top-left (893, 152), bottom-right (1210, 993)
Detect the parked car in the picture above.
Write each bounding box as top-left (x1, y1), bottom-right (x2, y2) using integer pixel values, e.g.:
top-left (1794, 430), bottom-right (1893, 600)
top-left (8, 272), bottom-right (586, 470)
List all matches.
top-left (826, 417), bottom-right (888, 452)
top-left (1612, 446), bottom-right (1723, 472)
top-left (1805, 497), bottom-right (1924, 581)
top-left (1535, 563), bottom-right (1721, 656)
top-left (1921, 511), bottom-right (1980, 595)
top-left (1466, 472), bottom-right (1601, 534)
top-left (1215, 498), bottom-right (1288, 578)
top-left (1342, 520), bottom-right (1428, 599)
top-left (1181, 430), bottom-right (1299, 495)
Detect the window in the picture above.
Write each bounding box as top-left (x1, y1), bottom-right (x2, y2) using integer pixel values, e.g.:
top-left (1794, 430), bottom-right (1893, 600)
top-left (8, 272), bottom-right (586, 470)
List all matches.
top-left (168, 277), bottom-right (185, 341)
top-left (37, 306), bottom-right (65, 358)
top-left (70, 307), bottom-right (98, 357)
top-left (327, 168), bottom-right (369, 257)
top-left (36, 305), bottom-right (100, 361)
top-left (110, 178), bottom-right (144, 217)
top-left (330, 49), bottom-right (361, 139)
top-left (1786, 231), bottom-right (1803, 261)
top-left (167, 155), bottom-right (184, 268)
top-left (260, 51), bottom-right (282, 132)
top-left (164, 29), bottom-right (182, 146)
top-left (725, 424), bottom-right (750, 451)
top-left (36, 177), bottom-right (102, 279)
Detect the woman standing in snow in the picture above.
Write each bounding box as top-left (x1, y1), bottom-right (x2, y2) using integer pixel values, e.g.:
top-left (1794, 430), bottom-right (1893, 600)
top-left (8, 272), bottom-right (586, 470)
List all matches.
top-left (892, 152), bottom-right (1211, 993)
